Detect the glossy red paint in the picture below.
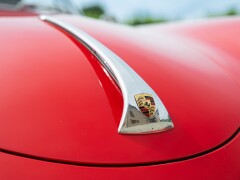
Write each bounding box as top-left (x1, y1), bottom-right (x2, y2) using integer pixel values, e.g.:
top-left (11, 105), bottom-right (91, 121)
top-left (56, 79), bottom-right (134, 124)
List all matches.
top-left (1, 132), bottom-right (239, 180)
top-left (0, 15), bottom-right (239, 166)
top-left (139, 17), bottom-right (240, 83)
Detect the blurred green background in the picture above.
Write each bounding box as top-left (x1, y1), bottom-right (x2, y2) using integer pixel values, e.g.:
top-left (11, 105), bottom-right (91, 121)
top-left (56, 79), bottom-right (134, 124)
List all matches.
top-left (1, 0), bottom-right (240, 25)
top-left (79, 1), bottom-right (240, 26)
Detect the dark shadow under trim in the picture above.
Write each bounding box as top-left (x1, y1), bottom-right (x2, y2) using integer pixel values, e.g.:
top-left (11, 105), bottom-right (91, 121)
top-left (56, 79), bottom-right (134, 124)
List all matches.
top-left (1, 128), bottom-right (239, 168)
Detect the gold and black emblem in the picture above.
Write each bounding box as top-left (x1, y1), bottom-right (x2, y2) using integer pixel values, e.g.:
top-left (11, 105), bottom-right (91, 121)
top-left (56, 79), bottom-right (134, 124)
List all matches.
top-left (134, 93), bottom-right (156, 118)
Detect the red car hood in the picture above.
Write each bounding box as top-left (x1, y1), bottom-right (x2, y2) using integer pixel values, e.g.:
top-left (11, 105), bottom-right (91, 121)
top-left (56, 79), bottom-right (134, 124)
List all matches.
top-left (0, 15), bottom-right (239, 165)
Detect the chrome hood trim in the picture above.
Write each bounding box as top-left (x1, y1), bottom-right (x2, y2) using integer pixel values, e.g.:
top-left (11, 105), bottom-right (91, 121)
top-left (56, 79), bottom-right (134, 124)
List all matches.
top-left (40, 15), bottom-right (174, 134)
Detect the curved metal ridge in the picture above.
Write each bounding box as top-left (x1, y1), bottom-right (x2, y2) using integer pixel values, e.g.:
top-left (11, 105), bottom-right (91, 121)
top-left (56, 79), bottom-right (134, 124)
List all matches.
top-left (40, 15), bottom-right (174, 134)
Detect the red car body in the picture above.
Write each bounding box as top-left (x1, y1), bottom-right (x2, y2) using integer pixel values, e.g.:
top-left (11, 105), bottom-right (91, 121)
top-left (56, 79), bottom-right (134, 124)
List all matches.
top-left (0, 10), bottom-right (239, 179)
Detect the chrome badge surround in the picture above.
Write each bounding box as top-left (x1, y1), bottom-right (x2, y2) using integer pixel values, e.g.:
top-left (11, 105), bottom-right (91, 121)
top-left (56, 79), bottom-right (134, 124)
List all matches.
top-left (40, 15), bottom-right (174, 134)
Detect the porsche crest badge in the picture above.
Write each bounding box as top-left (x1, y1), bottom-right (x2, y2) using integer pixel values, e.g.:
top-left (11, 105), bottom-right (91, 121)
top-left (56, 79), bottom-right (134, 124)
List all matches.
top-left (134, 93), bottom-right (156, 118)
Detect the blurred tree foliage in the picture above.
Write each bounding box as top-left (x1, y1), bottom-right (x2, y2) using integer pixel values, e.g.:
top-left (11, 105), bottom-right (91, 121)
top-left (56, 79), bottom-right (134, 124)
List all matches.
top-left (127, 17), bottom-right (167, 26)
top-left (80, 4), bottom-right (239, 25)
top-left (82, 4), bottom-right (105, 19)
top-left (225, 8), bottom-right (239, 16)
top-left (208, 7), bottom-right (239, 17)
top-left (80, 4), bottom-right (167, 25)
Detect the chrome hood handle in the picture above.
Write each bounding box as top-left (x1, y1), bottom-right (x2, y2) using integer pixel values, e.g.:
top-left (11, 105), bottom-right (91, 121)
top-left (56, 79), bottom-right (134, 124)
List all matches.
top-left (40, 15), bottom-right (174, 134)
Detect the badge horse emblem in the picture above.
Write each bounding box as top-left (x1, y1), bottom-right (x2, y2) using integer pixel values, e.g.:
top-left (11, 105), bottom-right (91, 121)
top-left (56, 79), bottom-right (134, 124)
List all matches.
top-left (134, 93), bottom-right (156, 118)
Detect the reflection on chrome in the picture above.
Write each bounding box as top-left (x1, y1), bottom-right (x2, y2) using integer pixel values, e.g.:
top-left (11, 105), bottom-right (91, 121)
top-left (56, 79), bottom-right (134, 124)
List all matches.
top-left (121, 105), bottom-right (173, 134)
top-left (40, 15), bottom-right (174, 134)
